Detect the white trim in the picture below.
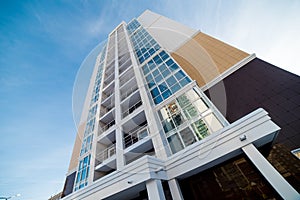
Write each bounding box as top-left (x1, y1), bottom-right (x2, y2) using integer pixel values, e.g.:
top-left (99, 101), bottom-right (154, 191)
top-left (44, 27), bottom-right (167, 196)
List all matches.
top-left (201, 53), bottom-right (256, 91)
top-left (243, 144), bottom-right (300, 200)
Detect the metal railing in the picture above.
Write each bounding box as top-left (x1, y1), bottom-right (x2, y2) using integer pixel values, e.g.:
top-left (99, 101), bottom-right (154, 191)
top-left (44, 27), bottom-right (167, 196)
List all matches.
top-left (99, 120), bottom-right (115, 135)
top-left (124, 124), bottom-right (148, 148)
top-left (119, 71), bottom-right (135, 85)
top-left (95, 144), bottom-right (116, 165)
top-left (120, 85), bottom-right (138, 101)
top-left (122, 100), bottom-right (142, 118)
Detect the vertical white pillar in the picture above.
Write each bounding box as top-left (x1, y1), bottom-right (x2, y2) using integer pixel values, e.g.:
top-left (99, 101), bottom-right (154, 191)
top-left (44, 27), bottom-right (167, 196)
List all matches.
top-left (242, 143), bottom-right (299, 200)
top-left (114, 29), bottom-right (125, 169)
top-left (168, 178), bottom-right (184, 200)
top-left (146, 179), bottom-right (166, 200)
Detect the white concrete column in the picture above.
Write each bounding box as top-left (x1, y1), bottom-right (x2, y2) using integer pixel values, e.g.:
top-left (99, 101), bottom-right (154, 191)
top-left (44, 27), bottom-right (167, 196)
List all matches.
top-left (114, 30), bottom-right (125, 169)
top-left (242, 143), bottom-right (299, 200)
top-left (146, 179), bottom-right (166, 200)
top-left (168, 178), bottom-right (184, 200)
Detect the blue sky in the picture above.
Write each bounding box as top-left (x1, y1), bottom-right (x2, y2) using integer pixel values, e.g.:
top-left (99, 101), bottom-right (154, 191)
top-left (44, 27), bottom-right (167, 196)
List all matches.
top-left (0, 0), bottom-right (299, 199)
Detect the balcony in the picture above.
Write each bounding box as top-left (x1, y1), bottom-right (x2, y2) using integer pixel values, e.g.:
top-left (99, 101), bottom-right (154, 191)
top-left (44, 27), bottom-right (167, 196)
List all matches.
top-left (122, 100), bottom-right (142, 118)
top-left (119, 59), bottom-right (132, 75)
top-left (95, 143), bottom-right (117, 172)
top-left (99, 119), bottom-right (115, 135)
top-left (124, 124), bottom-right (149, 148)
top-left (120, 85), bottom-right (138, 102)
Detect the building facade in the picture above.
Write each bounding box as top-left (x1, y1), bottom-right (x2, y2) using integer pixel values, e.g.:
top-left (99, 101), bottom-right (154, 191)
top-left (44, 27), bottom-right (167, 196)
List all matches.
top-left (61, 10), bottom-right (300, 199)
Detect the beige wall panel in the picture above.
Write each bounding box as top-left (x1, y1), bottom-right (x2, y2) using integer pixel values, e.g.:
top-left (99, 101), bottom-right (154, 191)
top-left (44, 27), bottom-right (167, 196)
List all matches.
top-left (68, 122), bottom-right (85, 172)
top-left (171, 32), bottom-right (249, 87)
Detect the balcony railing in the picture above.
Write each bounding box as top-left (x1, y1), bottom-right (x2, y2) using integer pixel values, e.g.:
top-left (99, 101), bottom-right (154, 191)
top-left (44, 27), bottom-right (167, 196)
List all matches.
top-left (95, 144), bottom-right (116, 165)
top-left (120, 85), bottom-right (138, 101)
top-left (122, 100), bottom-right (142, 118)
top-left (124, 124), bottom-right (148, 148)
top-left (99, 103), bottom-right (114, 116)
top-left (99, 120), bottom-right (115, 135)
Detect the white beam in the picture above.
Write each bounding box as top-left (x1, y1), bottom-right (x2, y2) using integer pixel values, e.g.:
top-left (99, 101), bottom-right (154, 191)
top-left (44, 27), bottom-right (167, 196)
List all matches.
top-left (242, 143), bottom-right (299, 200)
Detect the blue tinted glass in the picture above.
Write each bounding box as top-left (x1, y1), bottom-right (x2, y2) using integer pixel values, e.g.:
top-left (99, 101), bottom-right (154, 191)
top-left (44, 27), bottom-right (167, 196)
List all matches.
top-left (154, 44), bottom-right (160, 50)
top-left (166, 76), bottom-right (177, 87)
top-left (154, 74), bottom-right (163, 83)
top-left (149, 48), bottom-right (155, 55)
top-left (154, 95), bottom-right (163, 104)
top-left (158, 82), bottom-right (168, 92)
top-left (139, 57), bottom-right (145, 64)
top-left (153, 55), bottom-right (162, 65)
top-left (158, 64), bottom-right (167, 73)
top-left (159, 51), bottom-right (169, 60)
top-left (174, 70), bottom-right (185, 80)
top-left (148, 82), bottom-right (155, 88)
top-left (162, 68), bottom-right (170, 77)
top-left (162, 89), bottom-right (172, 99)
top-left (144, 52), bottom-right (150, 60)
top-left (170, 83), bottom-right (181, 93)
top-left (170, 63), bottom-right (179, 70)
top-left (180, 77), bottom-right (191, 86)
top-left (148, 60), bottom-right (155, 70)
top-left (150, 87), bottom-right (160, 98)
top-left (146, 74), bottom-right (153, 82)
top-left (142, 65), bottom-right (149, 75)
top-left (166, 59), bottom-right (175, 67)
top-left (152, 69), bottom-right (159, 77)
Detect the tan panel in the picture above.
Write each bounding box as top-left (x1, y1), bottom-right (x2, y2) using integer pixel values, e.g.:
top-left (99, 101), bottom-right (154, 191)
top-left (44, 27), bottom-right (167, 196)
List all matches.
top-left (68, 122), bottom-right (85, 172)
top-left (171, 32), bottom-right (249, 87)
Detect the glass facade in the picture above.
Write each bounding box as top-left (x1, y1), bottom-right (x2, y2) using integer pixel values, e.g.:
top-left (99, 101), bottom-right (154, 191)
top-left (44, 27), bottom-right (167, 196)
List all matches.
top-left (74, 43), bottom-right (107, 191)
top-left (158, 89), bottom-right (223, 154)
top-left (74, 155), bottom-right (91, 191)
top-left (142, 51), bottom-right (191, 104)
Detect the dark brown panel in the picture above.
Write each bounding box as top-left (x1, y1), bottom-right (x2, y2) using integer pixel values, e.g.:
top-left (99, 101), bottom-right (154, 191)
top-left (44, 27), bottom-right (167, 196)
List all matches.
top-left (61, 171), bottom-right (76, 198)
top-left (204, 58), bottom-right (300, 150)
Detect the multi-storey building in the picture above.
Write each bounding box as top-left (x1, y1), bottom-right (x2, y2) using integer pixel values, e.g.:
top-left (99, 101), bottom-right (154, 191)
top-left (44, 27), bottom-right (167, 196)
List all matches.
top-left (61, 10), bottom-right (300, 199)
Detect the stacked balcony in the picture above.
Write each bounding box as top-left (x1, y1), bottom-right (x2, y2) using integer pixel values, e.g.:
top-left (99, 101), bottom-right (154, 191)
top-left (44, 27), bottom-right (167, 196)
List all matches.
top-left (122, 111), bottom-right (154, 165)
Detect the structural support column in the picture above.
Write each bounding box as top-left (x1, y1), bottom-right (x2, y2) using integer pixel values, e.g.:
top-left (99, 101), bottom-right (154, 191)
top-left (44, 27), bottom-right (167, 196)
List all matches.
top-left (146, 179), bottom-right (166, 200)
top-left (114, 30), bottom-right (125, 169)
top-left (242, 143), bottom-right (299, 200)
top-left (168, 178), bottom-right (184, 200)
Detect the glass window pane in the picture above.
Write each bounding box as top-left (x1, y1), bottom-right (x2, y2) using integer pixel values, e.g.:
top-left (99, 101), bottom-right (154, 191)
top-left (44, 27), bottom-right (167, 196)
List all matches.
top-left (154, 95), bottom-right (163, 104)
top-left (204, 113), bottom-right (223, 132)
top-left (174, 70), bottom-right (185, 81)
top-left (148, 60), bottom-right (155, 70)
top-left (170, 63), bottom-right (179, 70)
top-left (150, 87), bottom-right (160, 98)
top-left (161, 68), bottom-right (170, 77)
top-left (166, 59), bottom-right (174, 67)
top-left (158, 82), bottom-right (168, 93)
top-left (162, 119), bottom-right (175, 133)
top-left (192, 119), bottom-right (209, 140)
top-left (166, 76), bottom-right (177, 87)
top-left (172, 112), bottom-right (184, 126)
top-left (159, 50), bottom-right (169, 60)
top-left (180, 77), bottom-right (191, 86)
top-left (168, 133), bottom-right (184, 154)
top-left (180, 127), bottom-right (196, 146)
top-left (170, 83), bottom-right (181, 93)
top-left (155, 74), bottom-right (163, 83)
top-left (152, 69), bottom-right (159, 77)
top-left (162, 89), bottom-right (172, 99)
top-left (158, 107), bottom-right (169, 121)
top-left (158, 64), bottom-right (167, 73)
top-left (146, 74), bottom-right (153, 83)
top-left (194, 99), bottom-right (209, 113)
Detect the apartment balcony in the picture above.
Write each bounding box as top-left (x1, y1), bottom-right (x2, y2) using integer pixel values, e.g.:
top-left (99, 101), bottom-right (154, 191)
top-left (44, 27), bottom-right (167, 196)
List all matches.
top-left (119, 58), bottom-right (132, 75)
top-left (119, 68), bottom-right (135, 86)
top-left (99, 108), bottom-right (115, 136)
top-left (120, 84), bottom-right (139, 102)
top-left (122, 99), bottom-right (142, 119)
top-left (103, 72), bottom-right (115, 87)
top-left (124, 124), bottom-right (149, 148)
top-left (95, 143), bottom-right (116, 172)
top-left (102, 81), bottom-right (114, 97)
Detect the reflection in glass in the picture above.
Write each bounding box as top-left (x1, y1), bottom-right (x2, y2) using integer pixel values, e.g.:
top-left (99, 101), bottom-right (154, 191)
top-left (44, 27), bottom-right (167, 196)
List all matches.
top-left (168, 133), bottom-right (184, 154)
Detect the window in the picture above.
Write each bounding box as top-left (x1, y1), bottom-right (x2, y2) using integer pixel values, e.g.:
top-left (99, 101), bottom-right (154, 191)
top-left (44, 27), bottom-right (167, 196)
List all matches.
top-left (158, 88), bottom-right (224, 154)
